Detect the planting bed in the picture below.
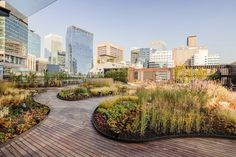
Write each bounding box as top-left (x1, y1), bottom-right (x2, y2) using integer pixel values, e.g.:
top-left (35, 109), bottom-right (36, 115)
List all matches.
top-left (57, 87), bottom-right (91, 101)
top-left (57, 79), bottom-right (128, 101)
top-left (92, 82), bottom-right (236, 142)
top-left (0, 82), bottom-right (50, 144)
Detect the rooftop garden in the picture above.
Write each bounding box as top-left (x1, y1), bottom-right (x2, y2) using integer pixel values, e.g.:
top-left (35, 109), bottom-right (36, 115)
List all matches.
top-left (93, 81), bottom-right (236, 142)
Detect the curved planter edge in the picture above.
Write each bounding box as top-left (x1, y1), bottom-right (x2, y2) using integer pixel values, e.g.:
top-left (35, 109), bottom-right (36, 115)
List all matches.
top-left (0, 92), bottom-right (51, 148)
top-left (57, 93), bottom-right (94, 101)
top-left (57, 93), bottom-right (114, 101)
top-left (92, 107), bottom-right (236, 143)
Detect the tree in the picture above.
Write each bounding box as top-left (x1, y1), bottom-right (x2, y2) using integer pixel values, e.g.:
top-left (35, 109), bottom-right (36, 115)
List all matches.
top-left (104, 69), bottom-right (128, 83)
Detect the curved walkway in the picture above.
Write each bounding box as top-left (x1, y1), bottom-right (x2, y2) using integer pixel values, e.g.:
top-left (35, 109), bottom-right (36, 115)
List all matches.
top-left (1, 89), bottom-right (236, 157)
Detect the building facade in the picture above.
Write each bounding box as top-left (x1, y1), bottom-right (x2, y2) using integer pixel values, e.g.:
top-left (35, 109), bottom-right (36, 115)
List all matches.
top-left (66, 26), bottom-right (93, 74)
top-left (0, 1), bottom-right (28, 73)
top-left (131, 48), bottom-right (155, 68)
top-left (173, 36), bottom-right (210, 66)
top-left (36, 58), bottom-right (48, 73)
top-left (97, 42), bottom-right (124, 64)
top-left (208, 54), bottom-right (220, 65)
top-left (173, 46), bottom-right (209, 66)
top-left (128, 68), bottom-right (173, 82)
top-left (191, 49), bottom-right (209, 66)
top-left (187, 35), bottom-right (198, 47)
top-left (28, 29), bottom-right (41, 58)
top-left (173, 36), bottom-right (220, 67)
top-left (44, 34), bottom-right (63, 64)
top-left (57, 50), bottom-right (66, 72)
top-left (90, 62), bottom-right (130, 75)
top-left (149, 50), bottom-right (174, 68)
top-left (26, 53), bottom-right (36, 71)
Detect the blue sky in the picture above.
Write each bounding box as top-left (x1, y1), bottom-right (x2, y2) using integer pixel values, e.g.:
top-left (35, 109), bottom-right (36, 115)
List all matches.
top-left (29, 0), bottom-right (236, 63)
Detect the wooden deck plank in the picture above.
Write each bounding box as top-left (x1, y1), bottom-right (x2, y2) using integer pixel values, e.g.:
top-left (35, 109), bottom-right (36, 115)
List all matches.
top-left (34, 126), bottom-right (109, 157)
top-left (28, 131), bottom-right (89, 157)
top-left (10, 142), bottom-right (32, 157)
top-left (24, 133), bottom-right (61, 157)
top-left (39, 122), bottom-right (152, 157)
top-left (23, 133), bottom-right (67, 157)
top-left (6, 145), bottom-right (23, 157)
top-left (20, 137), bottom-right (49, 157)
top-left (42, 120), bottom-right (199, 157)
top-left (0, 146), bottom-right (14, 157)
top-left (15, 140), bottom-right (40, 157)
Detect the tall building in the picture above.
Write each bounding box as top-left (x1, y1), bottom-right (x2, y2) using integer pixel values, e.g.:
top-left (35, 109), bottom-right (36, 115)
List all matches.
top-left (149, 50), bottom-right (174, 68)
top-left (173, 36), bottom-right (209, 66)
top-left (0, 1), bottom-right (28, 72)
top-left (44, 34), bottom-right (63, 64)
top-left (66, 26), bottom-right (93, 74)
top-left (97, 42), bottom-right (124, 64)
top-left (26, 53), bottom-right (36, 71)
top-left (28, 29), bottom-right (41, 58)
top-left (187, 35), bottom-right (198, 47)
top-left (131, 48), bottom-right (155, 68)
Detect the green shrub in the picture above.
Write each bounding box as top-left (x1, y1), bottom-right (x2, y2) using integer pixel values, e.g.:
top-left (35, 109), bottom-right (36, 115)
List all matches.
top-left (99, 96), bottom-right (139, 109)
top-left (98, 101), bottom-right (138, 133)
top-left (90, 87), bottom-right (118, 97)
top-left (75, 87), bottom-right (88, 94)
top-left (82, 78), bottom-right (113, 89)
top-left (104, 69), bottom-right (128, 83)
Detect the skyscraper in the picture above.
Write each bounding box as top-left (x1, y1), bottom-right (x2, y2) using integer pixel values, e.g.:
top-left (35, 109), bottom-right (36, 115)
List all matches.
top-left (28, 29), bottom-right (41, 58)
top-left (44, 34), bottom-right (63, 64)
top-left (0, 1), bottom-right (28, 72)
top-left (66, 26), bottom-right (93, 74)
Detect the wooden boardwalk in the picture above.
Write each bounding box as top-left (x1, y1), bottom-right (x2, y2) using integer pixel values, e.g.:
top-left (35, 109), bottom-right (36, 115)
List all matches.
top-left (1, 89), bottom-right (236, 157)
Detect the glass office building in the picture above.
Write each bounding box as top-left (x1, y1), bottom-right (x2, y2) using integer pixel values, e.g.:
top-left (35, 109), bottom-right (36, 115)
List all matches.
top-left (0, 1), bottom-right (28, 70)
top-left (28, 30), bottom-right (41, 58)
top-left (131, 48), bottom-right (155, 68)
top-left (66, 26), bottom-right (93, 74)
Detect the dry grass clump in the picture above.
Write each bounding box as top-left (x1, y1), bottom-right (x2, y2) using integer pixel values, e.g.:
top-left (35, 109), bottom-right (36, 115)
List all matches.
top-left (0, 83), bottom-right (29, 108)
top-left (81, 78), bottom-right (113, 89)
top-left (0, 81), bottom-right (49, 144)
top-left (96, 80), bottom-right (236, 138)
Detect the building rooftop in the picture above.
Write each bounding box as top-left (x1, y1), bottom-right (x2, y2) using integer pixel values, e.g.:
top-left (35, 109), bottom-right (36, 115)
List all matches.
top-left (97, 42), bottom-right (124, 50)
top-left (69, 25), bottom-right (94, 36)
